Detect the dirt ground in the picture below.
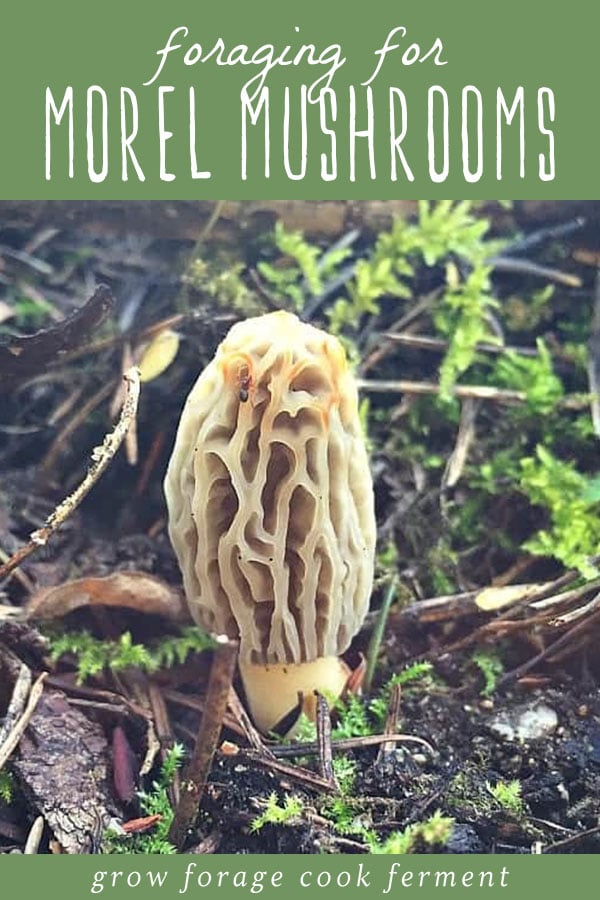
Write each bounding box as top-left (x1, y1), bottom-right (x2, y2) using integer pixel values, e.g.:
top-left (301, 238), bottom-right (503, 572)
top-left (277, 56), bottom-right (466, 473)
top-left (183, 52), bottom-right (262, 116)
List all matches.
top-left (0, 200), bottom-right (599, 855)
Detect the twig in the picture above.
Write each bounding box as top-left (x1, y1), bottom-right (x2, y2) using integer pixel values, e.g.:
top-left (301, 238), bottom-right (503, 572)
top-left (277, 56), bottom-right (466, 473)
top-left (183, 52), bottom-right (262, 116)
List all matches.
top-left (227, 686), bottom-right (273, 755)
top-left (238, 750), bottom-right (338, 794)
top-left (168, 638), bottom-right (238, 850)
top-left (376, 683), bottom-right (403, 763)
top-left (360, 289), bottom-right (442, 374)
top-left (163, 688), bottom-right (246, 738)
top-left (500, 217), bottom-right (585, 255)
top-left (486, 256), bottom-right (582, 287)
top-left (0, 547), bottom-right (35, 593)
top-left (382, 333), bottom-right (539, 358)
top-left (498, 609), bottom-right (600, 686)
top-left (23, 816), bottom-right (45, 855)
top-left (0, 672), bottom-right (47, 769)
top-left (543, 823), bottom-right (600, 853)
top-left (44, 674), bottom-right (153, 721)
top-left (198, 200), bottom-right (226, 242)
top-left (357, 378), bottom-right (526, 403)
top-left (269, 732), bottom-right (436, 759)
top-left (135, 431), bottom-right (166, 496)
top-left (148, 681), bottom-right (180, 806)
top-left (0, 664), bottom-right (32, 746)
top-left (442, 398), bottom-right (480, 490)
top-left (0, 284), bottom-right (114, 393)
top-left (41, 379), bottom-right (116, 476)
top-left (0, 367), bottom-right (141, 582)
top-left (315, 693), bottom-right (336, 787)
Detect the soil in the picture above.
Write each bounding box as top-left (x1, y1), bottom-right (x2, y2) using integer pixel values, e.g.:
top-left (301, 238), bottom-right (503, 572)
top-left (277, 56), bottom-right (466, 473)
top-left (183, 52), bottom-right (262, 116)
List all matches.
top-left (0, 200), bottom-right (599, 855)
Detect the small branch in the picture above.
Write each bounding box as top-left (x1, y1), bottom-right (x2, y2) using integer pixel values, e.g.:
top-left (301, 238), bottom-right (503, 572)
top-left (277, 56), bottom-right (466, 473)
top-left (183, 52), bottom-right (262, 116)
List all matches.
top-left (376, 684), bottom-right (403, 763)
top-left (315, 693), bottom-right (336, 787)
top-left (543, 823), bottom-right (600, 853)
top-left (0, 367), bottom-right (141, 582)
top-left (23, 816), bottom-right (45, 855)
top-left (486, 255), bottom-right (582, 287)
top-left (227, 686), bottom-right (273, 756)
top-left (0, 664), bottom-right (32, 746)
top-left (498, 609), bottom-right (600, 686)
top-left (0, 672), bottom-right (47, 769)
top-left (382, 333), bottom-right (539, 358)
top-left (442, 397), bottom-right (480, 490)
top-left (238, 750), bottom-right (338, 794)
top-left (0, 284), bottom-right (114, 393)
top-left (269, 732), bottom-right (436, 759)
top-left (357, 378), bottom-right (526, 404)
top-left (168, 638), bottom-right (238, 851)
top-left (40, 379), bottom-right (116, 476)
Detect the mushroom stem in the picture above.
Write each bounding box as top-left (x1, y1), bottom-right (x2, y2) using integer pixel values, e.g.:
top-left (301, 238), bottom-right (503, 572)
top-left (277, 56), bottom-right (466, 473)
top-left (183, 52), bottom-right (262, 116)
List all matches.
top-left (238, 656), bottom-right (351, 736)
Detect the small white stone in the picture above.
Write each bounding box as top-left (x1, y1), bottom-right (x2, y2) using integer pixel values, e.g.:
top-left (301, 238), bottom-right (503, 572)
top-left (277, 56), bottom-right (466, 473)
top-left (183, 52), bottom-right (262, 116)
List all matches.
top-left (487, 702), bottom-right (558, 742)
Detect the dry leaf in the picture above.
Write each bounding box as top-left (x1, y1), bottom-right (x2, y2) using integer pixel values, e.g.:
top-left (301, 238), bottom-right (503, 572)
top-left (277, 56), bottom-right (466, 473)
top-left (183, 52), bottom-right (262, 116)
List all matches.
top-left (137, 328), bottom-right (180, 383)
top-left (474, 583), bottom-right (545, 612)
top-left (0, 301), bottom-right (15, 324)
top-left (26, 571), bottom-right (188, 623)
top-left (121, 814), bottom-right (163, 834)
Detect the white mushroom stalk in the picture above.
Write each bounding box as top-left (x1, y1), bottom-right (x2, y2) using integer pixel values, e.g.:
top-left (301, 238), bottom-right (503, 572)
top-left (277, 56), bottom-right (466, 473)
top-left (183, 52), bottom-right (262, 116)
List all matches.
top-left (164, 311), bottom-right (376, 734)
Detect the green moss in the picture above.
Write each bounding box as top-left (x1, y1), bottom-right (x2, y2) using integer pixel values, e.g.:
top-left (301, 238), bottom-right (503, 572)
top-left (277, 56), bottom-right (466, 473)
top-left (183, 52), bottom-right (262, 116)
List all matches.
top-left (47, 626), bottom-right (214, 685)
top-left (103, 744), bottom-right (185, 854)
top-left (471, 649), bottom-right (504, 697)
top-left (250, 792), bottom-right (304, 833)
top-left (369, 810), bottom-right (455, 854)
top-left (519, 445), bottom-right (600, 577)
top-left (0, 769), bottom-right (14, 804)
top-left (487, 779), bottom-right (525, 817)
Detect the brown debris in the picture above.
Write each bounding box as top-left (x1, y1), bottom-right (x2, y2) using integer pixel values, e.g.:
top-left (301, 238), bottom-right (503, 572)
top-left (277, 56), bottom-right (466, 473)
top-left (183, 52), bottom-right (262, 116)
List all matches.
top-left (168, 639), bottom-right (238, 850)
top-left (13, 690), bottom-right (115, 854)
top-left (0, 285), bottom-right (114, 393)
top-left (26, 571), bottom-right (187, 623)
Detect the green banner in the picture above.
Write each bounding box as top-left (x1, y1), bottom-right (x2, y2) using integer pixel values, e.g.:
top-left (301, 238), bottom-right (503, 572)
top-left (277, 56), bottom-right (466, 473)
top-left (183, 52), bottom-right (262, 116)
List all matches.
top-left (1, 854), bottom-right (598, 898)
top-left (0, 0), bottom-right (596, 197)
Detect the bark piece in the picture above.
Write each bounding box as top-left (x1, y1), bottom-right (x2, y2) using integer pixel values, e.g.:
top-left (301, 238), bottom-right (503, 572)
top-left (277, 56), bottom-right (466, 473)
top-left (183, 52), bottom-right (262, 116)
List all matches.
top-left (13, 690), bottom-right (115, 854)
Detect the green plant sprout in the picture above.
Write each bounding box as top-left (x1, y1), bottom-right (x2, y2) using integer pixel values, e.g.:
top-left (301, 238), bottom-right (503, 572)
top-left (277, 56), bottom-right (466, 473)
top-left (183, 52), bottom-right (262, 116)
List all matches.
top-left (0, 770), bottom-right (14, 804)
top-left (369, 662), bottom-right (436, 729)
top-left (250, 793), bottom-right (304, 833)
top-left (369, 810), bottom-right (455, 854)
top-left (487, 779), bottom-right (524, 817)
top-left (471, 650), bottom-right (504, 697)
top-left (519, 445), bottom-right (600, 577)
top-left (257, 221), bottom-right (352, 312)
top-left (104, 744), bottom-right (185, 854)
top-left (48, 626), bottom-right (214, 684)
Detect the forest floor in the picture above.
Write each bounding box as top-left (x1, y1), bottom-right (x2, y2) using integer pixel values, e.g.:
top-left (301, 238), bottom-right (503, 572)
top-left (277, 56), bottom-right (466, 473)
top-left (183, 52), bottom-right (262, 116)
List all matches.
top-left (0, 200), bottom-right (599, 855)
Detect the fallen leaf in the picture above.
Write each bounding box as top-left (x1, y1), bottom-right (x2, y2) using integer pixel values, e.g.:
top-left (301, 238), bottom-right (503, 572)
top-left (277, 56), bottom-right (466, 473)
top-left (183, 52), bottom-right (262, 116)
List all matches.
top-left (474, 583), bottom-right (546, 612)
top-left (137, 328), bottom-right (180, 383)
top-left (121, 814), bottom-right (162, 834)
top-left (26, 571), bottom-right (188, 623)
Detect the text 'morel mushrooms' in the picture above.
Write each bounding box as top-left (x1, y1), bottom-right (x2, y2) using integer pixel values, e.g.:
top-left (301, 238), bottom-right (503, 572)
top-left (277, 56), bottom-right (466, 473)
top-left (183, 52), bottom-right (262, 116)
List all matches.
top-left (164, 311), bottom-right (376, 734)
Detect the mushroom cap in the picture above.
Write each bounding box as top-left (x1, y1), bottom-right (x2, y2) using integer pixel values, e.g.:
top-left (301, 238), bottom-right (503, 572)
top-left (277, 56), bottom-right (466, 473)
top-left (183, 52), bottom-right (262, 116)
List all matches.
top-left (164, 310), bottom-right (376, 667)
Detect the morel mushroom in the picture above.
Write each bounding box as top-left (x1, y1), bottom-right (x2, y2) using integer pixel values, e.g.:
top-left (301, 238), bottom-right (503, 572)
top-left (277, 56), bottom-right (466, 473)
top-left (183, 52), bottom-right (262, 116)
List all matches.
top-left (164, 311), bottom-right (376, 733)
